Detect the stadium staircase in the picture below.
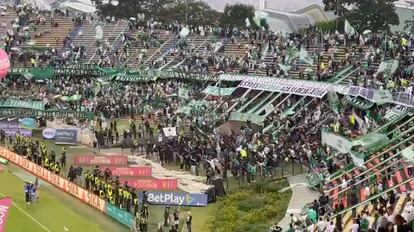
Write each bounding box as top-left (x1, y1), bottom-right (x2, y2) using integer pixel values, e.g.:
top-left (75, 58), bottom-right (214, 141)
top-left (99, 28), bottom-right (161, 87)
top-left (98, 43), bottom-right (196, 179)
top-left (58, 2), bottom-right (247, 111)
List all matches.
top-left (125, 30), bottom-right (171, 68)
top-left (0, 8), bottom-right (18, 46)
top-left (142, 34), bottom-right (177, 67)
top-left (22, 15), bottom-right (74, 49)
top-left (87, 20), bottom-right (128, 64)
top-left (160, 35), bottom-right (210, 70)
top-left (71, 19), bottom-right (99, 60)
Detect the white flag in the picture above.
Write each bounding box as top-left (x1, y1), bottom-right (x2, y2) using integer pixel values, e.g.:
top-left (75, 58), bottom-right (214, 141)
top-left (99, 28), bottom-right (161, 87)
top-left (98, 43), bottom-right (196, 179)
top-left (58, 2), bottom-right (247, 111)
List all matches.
top-left (264, 104), bottom-right (274, 116)
top-left (245, 18), bottom-right (251, 27)
top-left (344, 19), bottom-right (356, 35)
top-left (300, 47), bottom-right (313, 65)
top-left (163, 127), bottom-right (177, 137)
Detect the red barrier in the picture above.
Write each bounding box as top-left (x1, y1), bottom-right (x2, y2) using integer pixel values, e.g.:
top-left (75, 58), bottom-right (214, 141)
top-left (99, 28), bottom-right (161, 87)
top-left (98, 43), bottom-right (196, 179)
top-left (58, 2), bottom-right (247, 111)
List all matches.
top-left (100, 166), bottom-right (152, 177)
top-left (120, 178), bottom-right (178, 190)
top-left (0, 147), bottom-right (105, 212)
top-left (73, 155), bottom-right (128, 166)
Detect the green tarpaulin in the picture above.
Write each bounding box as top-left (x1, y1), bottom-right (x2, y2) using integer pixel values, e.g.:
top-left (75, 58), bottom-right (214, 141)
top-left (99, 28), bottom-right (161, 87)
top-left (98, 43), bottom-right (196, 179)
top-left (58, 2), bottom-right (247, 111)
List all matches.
top-left (202, 86), bottom-right (237, 96)
top-left (0, 98), bottom-right (45, 111)
top-left (29, 67), bottom-right (54, 79)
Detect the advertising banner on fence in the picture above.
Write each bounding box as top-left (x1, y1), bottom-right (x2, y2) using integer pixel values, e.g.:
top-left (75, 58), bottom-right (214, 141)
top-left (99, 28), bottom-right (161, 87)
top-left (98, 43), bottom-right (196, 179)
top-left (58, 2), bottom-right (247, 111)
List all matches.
top-left (105, 203), bottom-right (133, 228)
top-left (73, 155), bottom-right (128, 166)
top-left (140, 191), bottom-right (208, 206)
top-left (0, 197), bottom-right (12, 232)
top-left (0, 147), bottom-right (105, 212)
top-left (100, 166), bottom-right (152, 177)
top-left (0, 118), bottom-right (32, 137)
top-left (120, 178), bottom-right (178, 190)
top-left (55, 129), bottom-right (77, 145)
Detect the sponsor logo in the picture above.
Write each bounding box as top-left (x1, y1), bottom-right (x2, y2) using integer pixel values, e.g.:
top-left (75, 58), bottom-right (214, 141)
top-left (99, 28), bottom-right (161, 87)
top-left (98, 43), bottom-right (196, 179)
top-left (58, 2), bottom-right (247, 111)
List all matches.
top-left (144, 192), bottom-right (208, 206)
top-left (42, 128), bottom-right (56, 139)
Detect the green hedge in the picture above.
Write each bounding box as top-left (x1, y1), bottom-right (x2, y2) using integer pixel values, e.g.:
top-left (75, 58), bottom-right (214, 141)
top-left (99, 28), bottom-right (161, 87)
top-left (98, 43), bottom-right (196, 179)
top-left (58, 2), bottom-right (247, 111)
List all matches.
top-left (208, 180), bottom-right (292, 232)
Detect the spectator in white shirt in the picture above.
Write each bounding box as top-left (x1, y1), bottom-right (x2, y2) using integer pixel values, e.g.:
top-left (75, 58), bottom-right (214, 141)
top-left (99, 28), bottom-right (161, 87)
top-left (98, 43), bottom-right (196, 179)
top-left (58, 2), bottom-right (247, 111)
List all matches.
top-left (387, 206), bottom-right (396, 224)
top-left (350, 219), bottom-right (359, 232)
top-left (402, 197), bottom-right (414, 222)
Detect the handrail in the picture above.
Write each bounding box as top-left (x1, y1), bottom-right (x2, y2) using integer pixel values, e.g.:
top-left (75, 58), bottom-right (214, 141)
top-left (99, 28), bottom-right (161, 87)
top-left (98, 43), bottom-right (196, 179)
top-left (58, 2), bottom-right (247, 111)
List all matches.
top-left (259, 93), bottom-right (283, 117)
top-left (328, 141), bottom-right (414, 198)
top-left (237, 91), bottom-right (264, 113)
top-left (247, 92), bottom-right (273, 114)
top-left (327, 127), bottom-right (414, 188)
top-left (331, 174), bottom-right (414, 218)
top-left (327, 115), bottom-right (414, 184)
top-left (360, 110), bottom-right (412, 138)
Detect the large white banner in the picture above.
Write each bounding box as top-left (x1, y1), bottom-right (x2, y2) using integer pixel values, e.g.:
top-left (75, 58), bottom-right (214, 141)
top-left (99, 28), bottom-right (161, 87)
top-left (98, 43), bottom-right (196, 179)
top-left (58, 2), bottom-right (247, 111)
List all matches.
top-left (321, 130), bottom-right (353, 154)
top-left (239, 80), bottom-right (328, 98)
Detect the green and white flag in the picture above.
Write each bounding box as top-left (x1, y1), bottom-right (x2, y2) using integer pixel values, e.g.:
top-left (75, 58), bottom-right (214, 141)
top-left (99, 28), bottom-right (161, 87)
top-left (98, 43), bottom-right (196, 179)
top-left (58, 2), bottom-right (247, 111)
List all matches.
top-left (376, 60), bottom-right (399, 78)
top-left (287, 47), bottom-right (300, 63)
top-left (350, 151), bottom-right (365, 168)
top-left (278, 64), bottom-right (292, 72)
top-left (300, 47), bottom-right (313, 65)
top-left (327, 91), bottom-right (340, 113)
top-left (344, 19), bottom-right (356, 35)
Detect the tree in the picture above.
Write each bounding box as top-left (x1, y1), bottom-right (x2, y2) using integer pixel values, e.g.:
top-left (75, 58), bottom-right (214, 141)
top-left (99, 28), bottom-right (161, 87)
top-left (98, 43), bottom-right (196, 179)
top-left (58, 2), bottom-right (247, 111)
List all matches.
top-left (94, 0), bottom-right (175, 20)
top-left (220, 4), bottom-right (255, 28)
top-left (160, 1), bottom-right (221, 26)
top-left (322, 0), bottom-right (399, 32)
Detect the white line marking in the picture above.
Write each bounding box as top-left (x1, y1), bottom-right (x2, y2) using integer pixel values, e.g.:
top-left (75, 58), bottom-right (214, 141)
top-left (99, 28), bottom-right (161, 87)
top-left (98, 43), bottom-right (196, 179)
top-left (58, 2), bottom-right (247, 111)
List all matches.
top-left (0, 193), bottom-right (51, 232)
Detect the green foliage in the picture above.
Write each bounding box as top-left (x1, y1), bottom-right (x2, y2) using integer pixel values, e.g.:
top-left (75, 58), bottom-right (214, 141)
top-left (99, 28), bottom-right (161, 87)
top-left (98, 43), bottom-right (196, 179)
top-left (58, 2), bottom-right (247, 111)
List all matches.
top-left (95, 0), bottom-right (221, 26)
top-left (314, 20), bottom-right (338, 33)
top-left (208, 180), bottom-right (292, 232)
top-left (260, 18), bottom-right (270, 30)
top-left (160, 1), bottom-right (221, 26)
top-left (220, 4), bottom-right (255, 28)
top-left (235, 223), bottom-right (270, 232)
top-left (322, 0), bottom-right (399, 32)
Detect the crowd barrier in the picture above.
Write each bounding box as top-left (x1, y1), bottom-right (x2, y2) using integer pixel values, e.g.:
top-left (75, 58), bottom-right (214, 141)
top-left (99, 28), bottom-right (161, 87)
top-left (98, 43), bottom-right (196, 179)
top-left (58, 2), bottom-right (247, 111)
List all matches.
top-left (0, 146), bottom-right (134, 228)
